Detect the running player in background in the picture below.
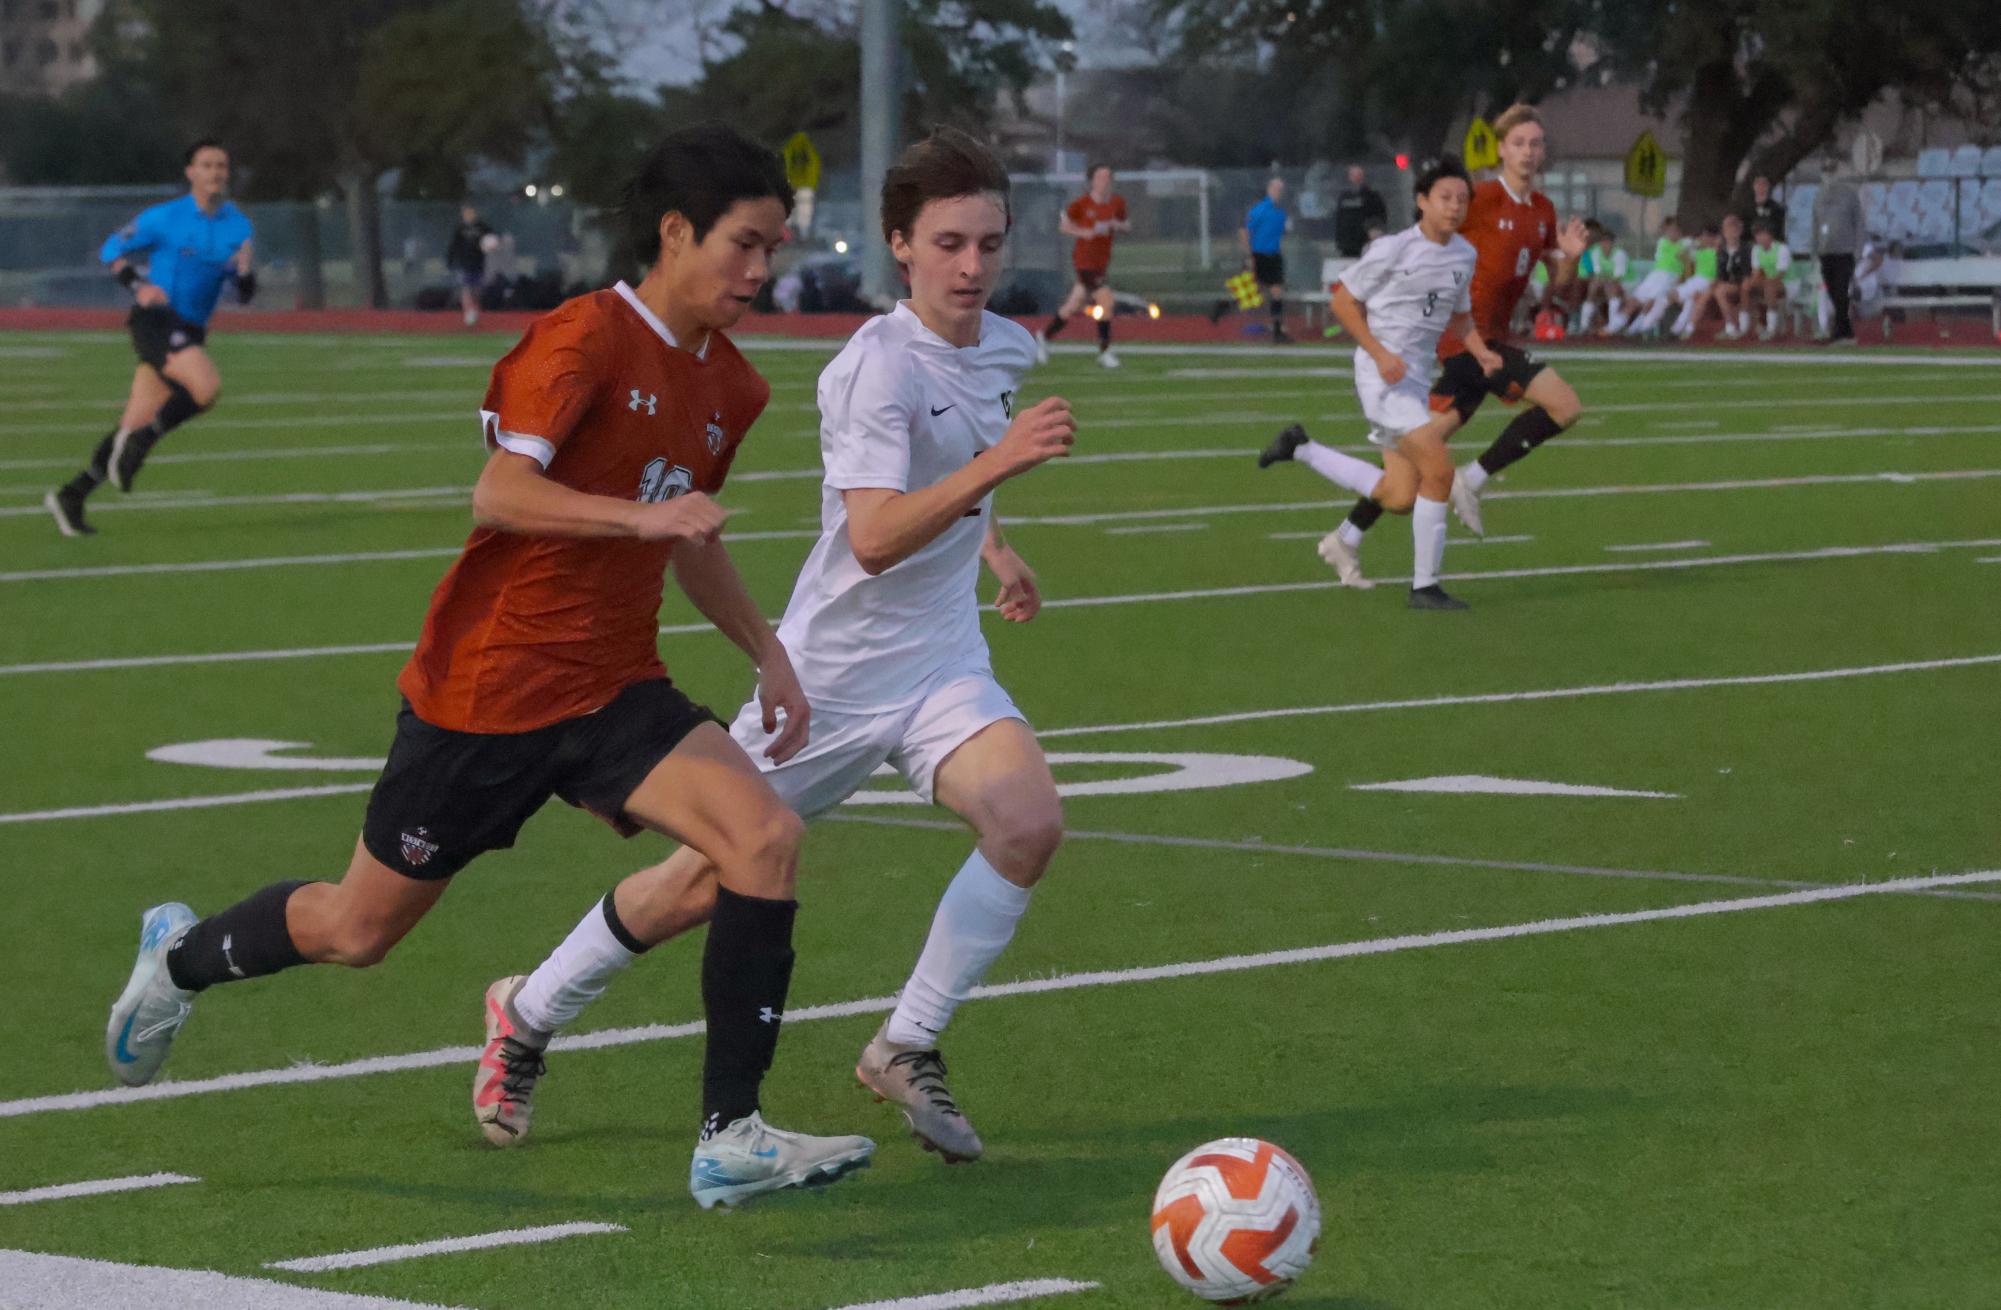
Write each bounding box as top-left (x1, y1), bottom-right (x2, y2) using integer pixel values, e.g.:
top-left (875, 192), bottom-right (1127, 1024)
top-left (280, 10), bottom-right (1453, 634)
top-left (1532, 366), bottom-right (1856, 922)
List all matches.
top-left (1306, 104), bottom-right (1587, 584)
top-left (1036, 164), bottom-right (1130, 368)
top-left (480, 128), bottom-right (1076, 1168)
top-left (45, 139), bottom-right (254, 537)
top-left (100, 123), bottom-right (875, 1212)
top-left (1256, 155), bottom-right (1499, 610)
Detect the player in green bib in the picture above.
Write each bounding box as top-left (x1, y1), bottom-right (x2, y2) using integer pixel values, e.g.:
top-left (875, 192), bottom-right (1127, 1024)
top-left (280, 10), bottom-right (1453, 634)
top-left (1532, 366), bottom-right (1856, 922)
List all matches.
top-left (1744, 219), bottom-right (1795, 339)
top-left (1576, 220), bottom-right (1630, 333)
top-left (1607, 215), bottom-right (1689, 335)
top-left (1670, 224), bottom-right (1722, 338)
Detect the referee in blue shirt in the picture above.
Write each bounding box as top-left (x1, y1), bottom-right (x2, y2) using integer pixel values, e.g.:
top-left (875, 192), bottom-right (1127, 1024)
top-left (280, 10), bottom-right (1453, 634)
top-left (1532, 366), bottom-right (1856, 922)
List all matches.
top-left (1210, 177), bottom-right (1292, 343)
top-left (46, 139), bottom-right (256, 536)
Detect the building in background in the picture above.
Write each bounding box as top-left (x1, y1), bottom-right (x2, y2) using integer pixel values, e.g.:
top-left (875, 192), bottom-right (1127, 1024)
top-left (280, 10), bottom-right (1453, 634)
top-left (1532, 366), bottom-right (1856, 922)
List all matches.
top-left (0, 0), bottom-right (102, 98)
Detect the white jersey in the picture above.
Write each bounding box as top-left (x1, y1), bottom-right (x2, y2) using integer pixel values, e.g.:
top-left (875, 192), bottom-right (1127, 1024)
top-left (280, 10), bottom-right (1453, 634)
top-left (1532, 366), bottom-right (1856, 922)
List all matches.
top-left (1336, 224), bottom-right (1475, 381)
top-left (774, 302), bottom-right (1034, 715)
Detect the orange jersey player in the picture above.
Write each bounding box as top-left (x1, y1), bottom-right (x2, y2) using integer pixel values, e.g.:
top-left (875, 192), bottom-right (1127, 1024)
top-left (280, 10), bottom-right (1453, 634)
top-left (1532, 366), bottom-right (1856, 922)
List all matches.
top-left (1036, 163), bottom-right (1132, 368)
top-left (100, 123), bottom-right (879, 1213)
top-left (1313, 103), bottom-right (1589, 589)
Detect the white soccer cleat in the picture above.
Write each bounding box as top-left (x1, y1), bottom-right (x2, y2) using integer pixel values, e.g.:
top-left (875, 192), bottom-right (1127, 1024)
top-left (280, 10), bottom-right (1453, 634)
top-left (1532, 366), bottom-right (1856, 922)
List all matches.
top-left (1315, 532), bottom-right (1375, 590)
top-left (105, 902), bottom-right (198, 1087)
top-left (689, 1112), bottom-right (875, 1210)
top-left (1448, 466), bottom-right (1485, 537)
top-left (473, 975), bottom-right (548, 1147)
top-left (855, 1021), bottom-right (983, 1163)
top-left (1032, 330), bottom-right (1050, 365)
top-left (1097, 348), bottom-right (1121, 369)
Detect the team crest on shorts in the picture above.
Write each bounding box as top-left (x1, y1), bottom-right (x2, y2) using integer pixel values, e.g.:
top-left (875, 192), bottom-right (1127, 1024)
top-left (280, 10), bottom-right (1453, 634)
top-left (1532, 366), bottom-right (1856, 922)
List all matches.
top-left (704, 411), bottom-right (726, 455)
top-left (400, 827), bottom-right (440, 868)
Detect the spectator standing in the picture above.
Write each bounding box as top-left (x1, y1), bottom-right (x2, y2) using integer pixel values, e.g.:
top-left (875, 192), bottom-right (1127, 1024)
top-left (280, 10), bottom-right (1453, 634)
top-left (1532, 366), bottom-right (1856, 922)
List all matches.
top-left (1812, 158), bottom-right (1864, 344)
top-left (445, 204), bottom-right (494, 327)
top-left (1333, 165), bottom-right (1388, 258)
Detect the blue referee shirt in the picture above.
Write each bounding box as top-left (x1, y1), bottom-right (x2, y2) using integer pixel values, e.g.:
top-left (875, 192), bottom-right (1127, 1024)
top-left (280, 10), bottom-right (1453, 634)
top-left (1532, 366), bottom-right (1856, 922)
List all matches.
top-left (1245, 198), bottom-right (1287, 255)
top-left (100, 195), bottom-right (254, 328)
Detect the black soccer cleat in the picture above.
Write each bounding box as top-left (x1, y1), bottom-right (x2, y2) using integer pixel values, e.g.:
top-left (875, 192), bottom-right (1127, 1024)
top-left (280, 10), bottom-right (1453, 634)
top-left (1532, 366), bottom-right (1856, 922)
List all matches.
top-left (44, 487), bottom-right (95, 537)
top-left (1407, 584), bottom-right (1468, 611)
top-left (1258, 424), bottom-right (1309, 469)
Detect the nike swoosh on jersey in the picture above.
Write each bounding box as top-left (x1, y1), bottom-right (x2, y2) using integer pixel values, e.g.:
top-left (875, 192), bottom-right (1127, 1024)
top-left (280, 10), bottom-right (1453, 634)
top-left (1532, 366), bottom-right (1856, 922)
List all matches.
top-left (930, 404), bottom-right (955, 416)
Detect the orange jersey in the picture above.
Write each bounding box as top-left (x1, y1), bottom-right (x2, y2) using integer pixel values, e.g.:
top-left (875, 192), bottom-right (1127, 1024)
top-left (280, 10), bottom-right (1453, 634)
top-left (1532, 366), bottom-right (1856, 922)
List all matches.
top-left (1067, 193), bottom-right (1127, 271)
top-left (1440, 179), bottom-right (1559, 357)
top-left (399, 283), bottom-right (767, 734)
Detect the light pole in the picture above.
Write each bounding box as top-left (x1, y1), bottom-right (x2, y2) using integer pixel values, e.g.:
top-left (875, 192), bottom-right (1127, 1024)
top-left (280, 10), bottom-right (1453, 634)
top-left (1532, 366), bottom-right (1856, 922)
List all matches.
top-left (1054, 40), bottom-right (1075, 169)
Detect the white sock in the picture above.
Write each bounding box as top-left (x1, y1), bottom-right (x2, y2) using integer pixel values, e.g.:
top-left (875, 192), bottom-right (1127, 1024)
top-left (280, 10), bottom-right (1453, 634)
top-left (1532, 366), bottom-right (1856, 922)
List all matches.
top-left (1460, 461), bottom-right (1490, 495)
top-left (885, 850), bottom-right (1032, 1047)
top-left (1766, 309), bottom-right (1780, 334)
top-left (1737, 310), bottom-right (1751, 334)
top-left (1577, 302), bottom-right (1597, 331)
top-left (512, 894), bottom-right (641, 1035)
top-left (1411, 495), bottom-right (1448, 589)
top-left (1335, 519), bottom-right (1365, 548)
top-left (1604, 308), bottom-right (1630, 333)
top-left (1295, 439), bottom-right (1384, 499)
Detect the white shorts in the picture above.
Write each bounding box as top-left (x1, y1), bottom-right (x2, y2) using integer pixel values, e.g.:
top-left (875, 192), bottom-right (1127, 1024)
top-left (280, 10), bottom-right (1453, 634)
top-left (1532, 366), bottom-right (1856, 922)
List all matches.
top-left (728, 670), bottom-right (1024, 817)
top-left (1353, 354), bottom-right (1434, 445)
top-left (1631, 269), bottom-right (1680, 303)
top-left (1676, 275), bottom-right (1714, 303)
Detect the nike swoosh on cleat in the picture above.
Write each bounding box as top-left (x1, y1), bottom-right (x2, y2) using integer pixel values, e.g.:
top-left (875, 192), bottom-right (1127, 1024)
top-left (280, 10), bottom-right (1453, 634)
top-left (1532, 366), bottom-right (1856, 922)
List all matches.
top-left (752, 1146), bottom-right (779, 1159)
top-left (112, 1014), bottom-right (140, 1065)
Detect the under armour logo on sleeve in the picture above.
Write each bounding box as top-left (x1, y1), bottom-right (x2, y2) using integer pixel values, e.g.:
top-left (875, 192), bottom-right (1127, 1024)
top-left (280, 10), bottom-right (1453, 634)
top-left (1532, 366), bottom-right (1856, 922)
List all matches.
top-left (628, 389), bottom-right (657, 414)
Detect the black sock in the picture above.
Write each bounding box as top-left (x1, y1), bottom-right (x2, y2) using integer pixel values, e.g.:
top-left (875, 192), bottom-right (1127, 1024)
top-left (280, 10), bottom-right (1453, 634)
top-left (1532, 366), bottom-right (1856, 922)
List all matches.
top-left (1043, 313), bottom-right (1067, 339)
top-left (165, 880), bottom-right (311, 992)
top-left (601, 889), bottom-right (650, 955)
top-left (62, 430), bottom-right (120, 498)
top-left (1345, 497), bottom-right (1385, 534)
top-left (699, 886), bottom-right (797, 1135)
top-left (1477, 406), bottom-right (1564, 477)
top-left (153, 380), bottom-right (203, 435)
top-left (1096, 317), bottom-right (1112, 350)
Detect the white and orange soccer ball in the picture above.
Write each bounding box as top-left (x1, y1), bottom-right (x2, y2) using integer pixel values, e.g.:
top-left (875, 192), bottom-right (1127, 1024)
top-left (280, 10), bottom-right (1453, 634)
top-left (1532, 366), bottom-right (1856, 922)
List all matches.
top-left (1149, 1137), bottom-right (1321, 1303)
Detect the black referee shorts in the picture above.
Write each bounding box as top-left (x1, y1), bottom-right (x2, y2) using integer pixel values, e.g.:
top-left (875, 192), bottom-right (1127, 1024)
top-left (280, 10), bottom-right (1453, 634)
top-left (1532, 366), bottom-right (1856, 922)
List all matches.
top-left (128, 305), bottom-right (206, 370)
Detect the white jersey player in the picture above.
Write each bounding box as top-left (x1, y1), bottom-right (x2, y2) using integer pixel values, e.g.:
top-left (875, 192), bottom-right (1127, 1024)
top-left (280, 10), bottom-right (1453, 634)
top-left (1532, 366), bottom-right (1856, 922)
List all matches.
top-left (1256, 155), bottom-right (1502, 610)
top-left (473, 128), bottom-right (1077, 1167)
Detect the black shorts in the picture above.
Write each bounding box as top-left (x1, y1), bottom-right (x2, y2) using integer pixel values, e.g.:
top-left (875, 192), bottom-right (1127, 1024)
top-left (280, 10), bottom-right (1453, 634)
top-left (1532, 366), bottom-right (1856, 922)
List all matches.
top-left (128, 305), bottom-right (206, 370)
top-left (1073, 267), bottom-right (1109, 293)
top-left (361, 678), bottom-right (721, 880)
top-left (1428, 343), bottom-right (1549, 423)
top-left (1251, 253), bottom-right (1285, 288)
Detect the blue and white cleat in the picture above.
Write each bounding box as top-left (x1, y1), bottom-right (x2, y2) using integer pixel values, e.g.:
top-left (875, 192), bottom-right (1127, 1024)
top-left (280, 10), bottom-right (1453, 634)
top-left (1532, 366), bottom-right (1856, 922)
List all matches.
top-left (105, 902), bottom-right (198, 1087)
top-left (689, 1112), bottom-right (874, 1210)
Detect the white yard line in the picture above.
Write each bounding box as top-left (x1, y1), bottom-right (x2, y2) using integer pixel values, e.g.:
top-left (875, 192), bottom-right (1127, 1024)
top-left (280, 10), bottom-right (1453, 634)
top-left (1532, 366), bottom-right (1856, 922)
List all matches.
top-left (825, 1279), bottom-right (1102, 1310)
top-left (0, 1172), bottom-right (197, 1206)
top-left (7, 537), bottom-right (1998, 676)
top-left (0, 411), bottom-right (465, 437)
top-left (1104, 522), bottom-right (1208, 535)
top-left (3, 869), bottom-right (1994, 1120)
top-left (1267, 531), bottom-right (1533, 544)
top-left (0, 443), bottom-right (426, 472)
top-left (0, 783), bottom-right (375, 825)
top-left (1037, 651), bottom-right (2001, 739)
top-left (264, 1222), bottom-right (627, 1274)
top-left (1604, 540), bottom-right (1711, 553)
top-left (0, 1249), bottom-right (475, 1309)
top-left (1014, 472), bottom-right (2001, 525)
top-left (0, 549), bottom-right (464, 583)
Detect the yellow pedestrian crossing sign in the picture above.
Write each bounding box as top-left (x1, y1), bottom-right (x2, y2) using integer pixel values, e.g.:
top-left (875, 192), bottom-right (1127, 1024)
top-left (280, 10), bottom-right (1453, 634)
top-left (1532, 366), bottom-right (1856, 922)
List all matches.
top-left (1463, 116), bottom-right (1499, 171)
top-left (1625, 130), bottom-right (1667, 198)
top-left (782, 132), bottom-right (822, 193)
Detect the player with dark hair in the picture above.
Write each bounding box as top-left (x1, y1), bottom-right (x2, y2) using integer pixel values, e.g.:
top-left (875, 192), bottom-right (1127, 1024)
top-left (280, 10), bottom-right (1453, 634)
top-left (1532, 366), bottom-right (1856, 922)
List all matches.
top-left (1257, 155), bottom-right (1499, 609)
top-left (101, 122), bottom-right (875, 1211)
top-left (478, 126), bottom-right (1077, 1168)
top-left (1035, 163), bottom-right (1130, 368)
top-left (45, 139), bottom-right (254, 537)
top-left (1294, 103), bottom-right (1588, 585)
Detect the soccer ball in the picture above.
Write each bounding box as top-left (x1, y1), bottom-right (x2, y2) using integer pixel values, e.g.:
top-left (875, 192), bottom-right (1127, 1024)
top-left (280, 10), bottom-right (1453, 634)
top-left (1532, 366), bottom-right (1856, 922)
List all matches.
top-left (1149, 1137), bottom-right (1321, 1303)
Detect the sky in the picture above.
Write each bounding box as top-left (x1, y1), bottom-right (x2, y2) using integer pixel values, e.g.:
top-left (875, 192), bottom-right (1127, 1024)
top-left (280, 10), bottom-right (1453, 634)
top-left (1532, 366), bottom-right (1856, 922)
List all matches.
top-left (608, 0), bottom-right (1139, 90)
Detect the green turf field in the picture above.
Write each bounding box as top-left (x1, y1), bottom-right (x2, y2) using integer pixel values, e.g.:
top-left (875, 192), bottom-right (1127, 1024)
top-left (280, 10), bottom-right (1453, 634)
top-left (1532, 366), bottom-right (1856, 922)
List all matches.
top-left (2, 328), bottom-right (1999, 1309)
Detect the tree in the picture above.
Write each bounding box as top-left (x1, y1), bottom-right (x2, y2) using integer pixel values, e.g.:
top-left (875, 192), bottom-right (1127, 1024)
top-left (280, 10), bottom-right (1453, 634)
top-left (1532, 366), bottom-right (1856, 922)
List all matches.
top-left (113, 0), bottom-right (562, 307)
